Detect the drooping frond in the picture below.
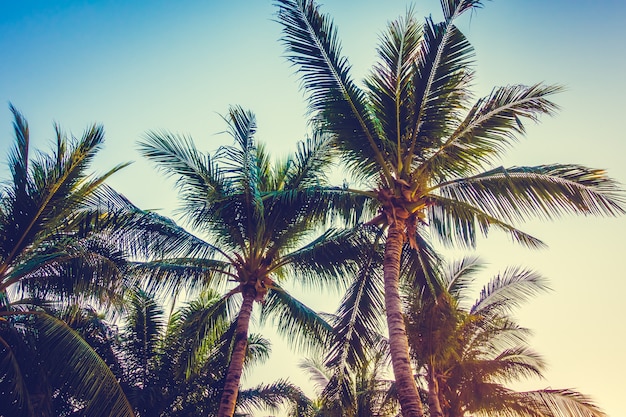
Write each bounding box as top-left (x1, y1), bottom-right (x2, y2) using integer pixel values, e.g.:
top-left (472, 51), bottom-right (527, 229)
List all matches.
top-left (428, 193), bottom-right (546, 248)
top-left (442, 255), bottom-right (483, 302)
top-left (298, 357), bottom-right (331, 393)
top-left (278, 227), bottom-right (365, 291)
top-left (33, 312), bottom-right (135, 417)
top-left (260, 285), bottom-right (331, 353)
top-left (523, 388), bottom-right (607, 417)
top-left (324, 243), bottom-right (384, 372)
top-left (436, 164), bottom-right (626, 227)
top-left (236, 379), bottom-right (313, 417)
top-left (130, 257), bottom-right (232, 296)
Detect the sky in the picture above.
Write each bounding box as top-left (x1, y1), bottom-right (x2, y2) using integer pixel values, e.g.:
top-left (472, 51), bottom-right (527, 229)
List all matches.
top-left (1, 0), bottom-right (626, 416)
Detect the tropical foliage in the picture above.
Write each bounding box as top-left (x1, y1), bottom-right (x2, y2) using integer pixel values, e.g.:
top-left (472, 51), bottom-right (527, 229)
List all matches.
top-left (406, 257), bottom-right (607, 417)
top-left (0, 106), bottom-right (136, 417)
top-left (71, 288), bottom-right (312, 417)
top-left (138, 105), bottom-right (365, 417)
top-left (298, 346), bottom-right (398, 417)
top-left (275, 1), bottom-right (624, 415)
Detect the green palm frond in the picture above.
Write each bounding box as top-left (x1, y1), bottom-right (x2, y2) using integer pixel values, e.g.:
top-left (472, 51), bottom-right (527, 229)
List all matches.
top-left (428, 193), bottom-right (547, 248)
top-left (425, 84), bottom-right (563, 179)
top-left (172, 290), bottom-right (235, 379)
top-left (410, 17), bottom-right (475, 158)
top-left (442, 255), bottom-right (483, 302)
top-left (278, 227), bottom-right (365, 290)
top-left (409, 0), bottom-right (484, 164)
top-left (285, 129), bottom-right (335, 189)
top-left (365, 7), bottom-right (423, 171)
top-left (400, 231), bottom-right (443, 292)
top-left (437, 164), bottom-right (625, 224)
top-left (260, 285), bottom-right (331, 353)
top-left (275, 0), bottom-right (388, 182)
top-left (324, 243), bottom-right (384, 372)
top-left (123, 289), bottom-right (164, 382)
top-left (236, 379), bottom-right (313, 417)
top-left (524, 388), bottom-right (607, 417)
top-left (130, 257), bottom-right (232, 295)
top-left (33, 312), bottom-right (135, 417)
top-left (217, 106), bottom-right (264, 227)
top-left (1, 108), bottom-right (127, 283)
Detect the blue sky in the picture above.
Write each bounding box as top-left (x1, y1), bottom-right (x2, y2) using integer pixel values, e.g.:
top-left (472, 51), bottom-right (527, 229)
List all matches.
top-left (2, 1), bottom-right (625, 416)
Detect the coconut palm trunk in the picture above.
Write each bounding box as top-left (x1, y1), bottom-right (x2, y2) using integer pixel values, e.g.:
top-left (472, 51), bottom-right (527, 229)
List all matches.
top-left (383, 220), bottom-right (424, 417)
top-left (218, 287), bottom-right (256, 417)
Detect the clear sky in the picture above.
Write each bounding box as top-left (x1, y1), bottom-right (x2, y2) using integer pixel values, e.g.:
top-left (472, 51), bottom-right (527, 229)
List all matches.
top-left (1, 1), bottom-right (625, 416)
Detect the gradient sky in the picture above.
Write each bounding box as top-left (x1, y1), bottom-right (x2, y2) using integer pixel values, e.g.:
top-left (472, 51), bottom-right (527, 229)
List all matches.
top-left (2, 1), bottom-right (625, 416)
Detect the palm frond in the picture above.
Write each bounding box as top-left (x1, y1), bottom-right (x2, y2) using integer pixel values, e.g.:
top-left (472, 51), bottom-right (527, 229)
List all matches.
top-left (526, 388), bottom-right (607, 417)
top-left (425, 84), bottom-right (563, 179)
top-left (276, 0), bottom-right (388, 183)
top-left (437, 164), bottom-right (626, 225)
top-left (33, 312), bottom-right (135, 417)
top-left (285, 129), bottom-right (335, 189)
top-left (217, 106), bottom-right (265, 229)
top-left (129, 257), bottom-right (232, 295)
top-left (471, 266), bottom-right (549, 315)
top-left (236, 379), bottom-right (313, 417)
top-left (365, 7), bottom-right (423, 173)
top-left (324, 245), bottom-right (384, 372)
top-left (278, 227), bottom-right (365, 291)
top-left (410, 6), bottom-right (477, 157)
top-left (428, 193), bottom-right (546, 248)
top-left (443, 255), bottom-right (483, 302)
top-left (260, 285), bottom-right (331, 353)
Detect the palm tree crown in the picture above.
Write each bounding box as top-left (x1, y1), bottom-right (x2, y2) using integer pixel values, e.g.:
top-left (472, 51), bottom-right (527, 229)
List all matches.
top-left (0, 106), bottom-right (135, 417)
top-left (276, 1), bottom-right (624, 415)
top-left (406, 257), bottom-right (607, 417)
top-left (139, 105), bottom-right (364, 417)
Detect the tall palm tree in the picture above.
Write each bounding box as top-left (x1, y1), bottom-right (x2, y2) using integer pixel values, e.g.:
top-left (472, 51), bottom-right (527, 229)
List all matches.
top-left (138, 105), bottom-right (364, 417)
top-left (406, 257), bottom-right (606, 417)
top-left (0, 105), bottom-right (136, 417)
top-left (276, 1), bottom-right (625, 415)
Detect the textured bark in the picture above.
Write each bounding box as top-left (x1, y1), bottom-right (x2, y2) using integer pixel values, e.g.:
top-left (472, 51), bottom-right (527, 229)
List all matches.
top-left (427, 368), bottom-right (444, 417)
top-left (217, 287), bottom-right (255, 417)
top-left (384, 221), bottom-right (424, 417)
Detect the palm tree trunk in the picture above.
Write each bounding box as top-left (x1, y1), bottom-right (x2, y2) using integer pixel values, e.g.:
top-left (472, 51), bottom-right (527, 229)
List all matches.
top-left (384, 221), bottom-right (424, 417)
top-left (427, 368), bottom-right (444, 417)
top-left (217, 287), bottom-right (255, 417)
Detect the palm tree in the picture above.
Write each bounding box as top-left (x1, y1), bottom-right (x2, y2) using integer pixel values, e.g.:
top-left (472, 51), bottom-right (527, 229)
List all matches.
top-left (107, 288), bottom-right (312, 417)
top-left (406, 257), bottom-right (606, 417)
top-left (298, 347), bottom-right (398, 417)
top-left (276, 1), bottom-right (625, 415)
top-left (138, 105), bottom-right (364, 417)
top-left (0, 105), bottom-right (136, 417)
